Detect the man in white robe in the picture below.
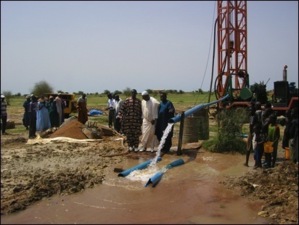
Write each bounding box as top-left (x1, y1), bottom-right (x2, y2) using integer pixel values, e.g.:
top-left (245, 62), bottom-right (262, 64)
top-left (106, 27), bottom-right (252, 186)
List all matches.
top-left (138, 91), bottom-right (160, 152)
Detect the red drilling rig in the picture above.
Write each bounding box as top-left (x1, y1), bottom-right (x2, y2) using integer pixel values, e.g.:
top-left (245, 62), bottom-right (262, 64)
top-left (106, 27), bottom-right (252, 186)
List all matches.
top-left (213, 1), bottom-right (298, 115)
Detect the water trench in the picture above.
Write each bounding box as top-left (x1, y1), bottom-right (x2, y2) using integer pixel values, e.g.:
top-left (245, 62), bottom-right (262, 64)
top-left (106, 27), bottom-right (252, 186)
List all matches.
top-left (1, 146), bottom-right (270, 224)
top-left (1, 119), bottom-right (270, 224)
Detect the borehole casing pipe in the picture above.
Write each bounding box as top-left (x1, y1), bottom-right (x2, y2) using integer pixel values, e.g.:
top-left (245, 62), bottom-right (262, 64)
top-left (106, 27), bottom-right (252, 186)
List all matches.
top-left (169, 94), bottom-right (229, 124)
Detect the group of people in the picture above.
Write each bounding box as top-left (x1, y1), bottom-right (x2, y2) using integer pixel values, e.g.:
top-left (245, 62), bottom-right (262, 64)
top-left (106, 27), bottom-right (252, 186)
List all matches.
top-left (245, 101), bottom-right (298, 168)
top-left (23, 93), bottom-right (89, 138)
top-left (2, 91), bottom-right (297, 161)
top-left (22, 94), bottom-right (65, 139)
top-left (106, 89), bottom-right (175, 154)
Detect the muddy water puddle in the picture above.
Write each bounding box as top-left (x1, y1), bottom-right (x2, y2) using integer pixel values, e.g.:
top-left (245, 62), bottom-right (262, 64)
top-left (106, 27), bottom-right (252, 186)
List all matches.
top-left (1, 150), bottom-right (270, 224)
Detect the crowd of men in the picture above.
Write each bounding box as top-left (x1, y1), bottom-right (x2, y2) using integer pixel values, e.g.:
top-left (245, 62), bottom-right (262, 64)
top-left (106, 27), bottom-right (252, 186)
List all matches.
top-left (106, 89), bottom-right (175, 154)
top-left (24, 94), bottom-right (66, 139)
top-left (0, 90), bottom-right (176, 154)
top-left (1, 94), bottom-right (67, 139)
top-left (1, 92), bottom-right (297, 162)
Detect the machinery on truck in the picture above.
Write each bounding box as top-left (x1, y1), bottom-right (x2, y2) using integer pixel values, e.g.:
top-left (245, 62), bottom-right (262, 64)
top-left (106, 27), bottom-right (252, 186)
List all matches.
top-left (212, 1), bottom-right (298, 116)
top-left (271, 65), bottom-right (298, 116)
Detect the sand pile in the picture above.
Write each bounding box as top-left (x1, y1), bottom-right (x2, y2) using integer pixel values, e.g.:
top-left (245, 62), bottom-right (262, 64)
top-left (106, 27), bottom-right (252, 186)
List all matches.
top-left (48, 117), bottom-right (117, 140)
top-left (49, 118), bottom-right (87, 139)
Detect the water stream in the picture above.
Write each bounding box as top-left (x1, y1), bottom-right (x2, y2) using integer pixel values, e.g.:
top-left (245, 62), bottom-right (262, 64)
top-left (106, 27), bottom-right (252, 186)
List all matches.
top-left (123, 123), bottom-right (174, 184)
top-left (124, 123), bottom-right (174, 185)
top-left (151, 123), bottom-right (174, 165)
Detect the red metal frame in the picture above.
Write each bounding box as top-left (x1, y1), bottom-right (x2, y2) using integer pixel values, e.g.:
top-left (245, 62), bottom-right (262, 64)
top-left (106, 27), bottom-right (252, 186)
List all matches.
top-left (272, 97), bottom-right (299, 113)
top-left (216, 1), bottom-right (248, 106)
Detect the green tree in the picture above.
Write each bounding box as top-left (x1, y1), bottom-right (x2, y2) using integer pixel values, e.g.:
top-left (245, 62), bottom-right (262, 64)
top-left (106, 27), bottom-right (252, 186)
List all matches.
top-left (123, 87), bottom-right (132, 97)
top-left (197, 89), bottom-right (203, 94)
top-left (103, 90), bottom-right (110, 95)
top-left (146, 89), bottom-right (153, 95)
top-left (77, 91), bottom-right (85, 95)
top-left (113, 90), bottom-right (122, 95)
top-left (30, 80), bottom-right (53, 97)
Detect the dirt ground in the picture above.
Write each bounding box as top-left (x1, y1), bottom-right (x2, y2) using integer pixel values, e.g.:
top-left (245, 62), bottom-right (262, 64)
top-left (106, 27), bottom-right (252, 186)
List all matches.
top-left (1, 116), bottom-right (298, 224)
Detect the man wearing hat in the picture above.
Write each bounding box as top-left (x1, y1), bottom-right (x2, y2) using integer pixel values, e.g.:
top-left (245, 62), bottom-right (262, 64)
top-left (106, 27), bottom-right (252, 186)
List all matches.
top-left (138, 91), bottom-right (160, 152)
top-left (1, 95), bottom-right (8, 135)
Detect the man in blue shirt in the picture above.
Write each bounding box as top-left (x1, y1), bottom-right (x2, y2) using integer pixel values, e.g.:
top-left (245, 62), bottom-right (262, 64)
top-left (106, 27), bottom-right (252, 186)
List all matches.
top-left (155, 92), bottom-right (175, 154)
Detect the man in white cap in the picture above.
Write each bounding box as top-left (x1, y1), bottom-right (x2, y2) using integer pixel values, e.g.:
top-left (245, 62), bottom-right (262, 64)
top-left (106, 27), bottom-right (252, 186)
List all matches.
top-left (1, 95), bottom-right (8, 135)
top-left (138, 91), bottom-right (160, 152)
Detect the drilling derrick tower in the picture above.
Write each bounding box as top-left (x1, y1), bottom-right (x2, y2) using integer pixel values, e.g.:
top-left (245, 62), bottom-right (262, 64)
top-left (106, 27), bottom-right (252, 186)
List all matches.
top-left (215, 1), bottom-right (251, 108)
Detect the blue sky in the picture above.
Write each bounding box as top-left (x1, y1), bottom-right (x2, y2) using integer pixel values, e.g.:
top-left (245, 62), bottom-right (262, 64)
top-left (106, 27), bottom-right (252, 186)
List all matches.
top-left (1, 1), bottom-right (298, 95)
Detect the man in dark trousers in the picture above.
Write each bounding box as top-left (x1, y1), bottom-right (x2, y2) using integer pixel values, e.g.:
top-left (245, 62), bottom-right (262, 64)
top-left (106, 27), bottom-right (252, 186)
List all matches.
top-left (106, 93), bottom-right (115, 128)
top-left (1, 95), bottom-right (8, 135)
top-left (155, 91), bottom-right (175, 154)
top-left (28, 95), bottom-right (38, 139)
top-left (22, 95), bottom-right (31, 130)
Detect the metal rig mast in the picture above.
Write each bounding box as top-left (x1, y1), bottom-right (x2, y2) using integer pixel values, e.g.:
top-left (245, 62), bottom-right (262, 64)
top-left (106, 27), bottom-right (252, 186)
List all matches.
top-left (215, 1), bottom-right (250, 108)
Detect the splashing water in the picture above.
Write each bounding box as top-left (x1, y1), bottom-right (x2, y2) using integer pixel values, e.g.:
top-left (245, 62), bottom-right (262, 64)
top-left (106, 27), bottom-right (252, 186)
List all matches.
top-left (124, 123), bottom-right (174, 182)
top-left (150, 123), bottom-right (174, 166)
top-left (126, 165), bottom-right (160, 182)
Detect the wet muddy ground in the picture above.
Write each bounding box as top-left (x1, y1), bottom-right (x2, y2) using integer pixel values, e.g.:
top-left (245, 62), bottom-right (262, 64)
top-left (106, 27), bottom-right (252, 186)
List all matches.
top-left (2, 144), bottom-right (270, 224)
top-left (1, 119), bottom-right (298, 224)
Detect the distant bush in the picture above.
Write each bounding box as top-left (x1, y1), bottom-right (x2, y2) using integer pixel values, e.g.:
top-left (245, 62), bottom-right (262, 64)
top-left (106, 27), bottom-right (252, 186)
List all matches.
top-left (203, 108), bottom-right (247, 153)
top-left (113, 90), bottom-right (122, 95)
top-left (30, 80), bottom-right (53, 97)
top-left (122, 87), bottom-right (132, 97)
top-left (103, 90), bottom-right (110, 95)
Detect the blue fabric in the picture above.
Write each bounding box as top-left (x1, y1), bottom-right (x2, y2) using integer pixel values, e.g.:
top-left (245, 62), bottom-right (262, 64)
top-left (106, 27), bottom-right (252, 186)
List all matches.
top-left (36, 102), bottom-right (51, 131)
top-left (88, 109), bottom-right (103, 116)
